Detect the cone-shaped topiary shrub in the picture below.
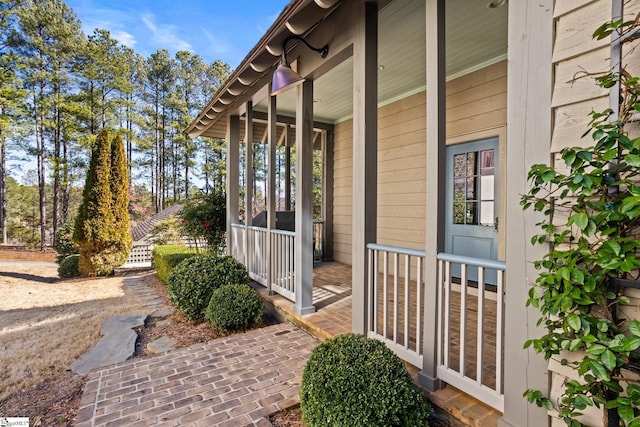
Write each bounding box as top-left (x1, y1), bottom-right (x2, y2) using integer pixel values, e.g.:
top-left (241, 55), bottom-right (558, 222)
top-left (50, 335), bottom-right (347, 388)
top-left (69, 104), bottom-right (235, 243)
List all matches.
top-left (205, 283), bottom-right (263, 334)
top-left (58, 254), bottom-right (80, 278)
top-left (109, 133), bottom-right (132, 266)
top-left (300, 333), bottom-right (432, 427)
top-left (73, 129), bottom-right (132, 276)
top-left (167, 255), bottom-right (249, 321)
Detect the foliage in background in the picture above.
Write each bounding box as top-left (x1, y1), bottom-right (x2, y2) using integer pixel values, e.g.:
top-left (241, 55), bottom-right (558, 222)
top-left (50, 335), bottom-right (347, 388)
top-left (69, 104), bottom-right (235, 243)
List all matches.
top-left (53, 221), bottom-right (76, 264)
top-left (73, 129), bottom-right (129, 276)
top-left (521, 18), bottom-right (640, 426)
top-left (147, 219), bottom-right (183, 246)
top-left (205, 284), bottom-right (263, 334)
top-left (0, 0), bottom-right (231, 247)
top-left (177, 191), bottom-right (226, 254)
top-left (166, 255), bottom-right (248, 322)
top-left (151, 244), bottom-right (197, 283)
top-left (300, 333), bottom-right (432, 427)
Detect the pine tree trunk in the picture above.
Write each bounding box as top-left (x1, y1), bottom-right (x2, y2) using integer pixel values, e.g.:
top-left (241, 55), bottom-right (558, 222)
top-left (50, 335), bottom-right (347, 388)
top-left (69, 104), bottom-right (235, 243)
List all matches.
top-left (0, 119), bottom-right (6, 245)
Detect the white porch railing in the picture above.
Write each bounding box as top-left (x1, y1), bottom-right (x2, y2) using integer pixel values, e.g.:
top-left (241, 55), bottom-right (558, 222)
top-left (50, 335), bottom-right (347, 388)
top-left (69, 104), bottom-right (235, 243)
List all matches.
top-left (366, 243), bottom-right (425, 368)
top-left (270, 229), bottom-right (295, 300)
top-left (231, 223), bottom-right (296, 301)
top-left (247, 226), bottom-right (268, 285)
top-left (231, 224), bottom-right (245, 263)
top-left (436, 252), bottom-right (505, 412)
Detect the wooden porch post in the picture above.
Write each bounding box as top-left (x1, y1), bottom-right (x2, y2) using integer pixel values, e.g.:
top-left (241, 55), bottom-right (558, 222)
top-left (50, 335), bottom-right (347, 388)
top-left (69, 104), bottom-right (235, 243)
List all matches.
top-left (294, 79), bottom-right (316, 315)
top-left (244, 101), bottom-right (254, 227)
top-left (267, 85), bottom-right (277, 295)
top-left (285, 127), bottom-right (291, 211)
top-left (419, 0), bottom-right (445, 392)
top-left (351, 0), bottom-right (377, 334)
top-left (322, 130), bottom-right (334, 261)
top-left (499, 1), bottom-right (552, 426)
top-left (244, 101), bottom-right (254, 272)
top-left (226, 115), bottom-right (240, 257)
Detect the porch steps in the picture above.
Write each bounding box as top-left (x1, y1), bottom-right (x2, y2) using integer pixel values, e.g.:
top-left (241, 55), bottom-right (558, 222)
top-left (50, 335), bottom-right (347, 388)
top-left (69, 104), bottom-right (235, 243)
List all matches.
top-left (427, 385), bottom-right (502, 427)
top-left (251, 279), bottom-right (502, 427)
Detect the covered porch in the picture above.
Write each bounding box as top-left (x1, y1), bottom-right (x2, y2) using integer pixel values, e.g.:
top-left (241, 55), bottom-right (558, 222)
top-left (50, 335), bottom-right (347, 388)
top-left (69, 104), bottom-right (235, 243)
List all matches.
top-left (186, 0), bottom-right (552, 425)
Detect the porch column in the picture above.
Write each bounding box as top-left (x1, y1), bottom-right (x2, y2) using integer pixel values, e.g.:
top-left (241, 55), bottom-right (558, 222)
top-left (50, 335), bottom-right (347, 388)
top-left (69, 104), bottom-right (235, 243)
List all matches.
top-left (499, 1), bottom-right (552, 426)
top-left (226, 115), bottom-right (240, 257)
top-left (294, 79), bottom-right (316, 315)
top-left (285, 127), bottom-right (291, 211)
top-left (244, 101), bottom-right (254, 226)
top-left (322, 130), bottom-right (334, 261)
top-left (419, 0), bottom-right (445, 392)
top-left (244, 101), bottom-right (254, 271)
top-left (352, 0), bottom-right (377, 334)
top-left (267, 85), bottom-right (277, 295)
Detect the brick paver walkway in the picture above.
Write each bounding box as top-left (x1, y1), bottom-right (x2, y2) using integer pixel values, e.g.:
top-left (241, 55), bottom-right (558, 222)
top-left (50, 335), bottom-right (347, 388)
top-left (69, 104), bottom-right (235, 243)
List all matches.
top-left (76, 323), bottom-right (318, 427)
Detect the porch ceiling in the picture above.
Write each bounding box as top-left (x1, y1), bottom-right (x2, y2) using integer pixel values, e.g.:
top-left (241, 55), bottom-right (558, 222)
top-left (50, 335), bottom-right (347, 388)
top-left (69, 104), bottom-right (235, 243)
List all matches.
top-left (186, 0), bottom-right (507, 139)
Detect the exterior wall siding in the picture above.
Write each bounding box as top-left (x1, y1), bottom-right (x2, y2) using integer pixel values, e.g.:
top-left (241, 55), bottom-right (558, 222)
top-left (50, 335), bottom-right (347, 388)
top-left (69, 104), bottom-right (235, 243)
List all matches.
top-left (547, 2), bottom-right (640, 425)
top-left (332, 61), bottom-right (507, 265)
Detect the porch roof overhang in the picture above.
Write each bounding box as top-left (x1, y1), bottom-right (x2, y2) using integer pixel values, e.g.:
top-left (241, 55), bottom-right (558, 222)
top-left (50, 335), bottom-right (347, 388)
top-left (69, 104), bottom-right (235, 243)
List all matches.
top-left (185, 0), bottom-right (509, 141)
top-left (184, 0), bottom-right (342, 140)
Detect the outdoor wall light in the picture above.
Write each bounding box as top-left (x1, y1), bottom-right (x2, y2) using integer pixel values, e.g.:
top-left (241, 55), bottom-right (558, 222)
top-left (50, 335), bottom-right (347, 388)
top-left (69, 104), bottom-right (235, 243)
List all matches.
top-left (271, 35), bottom-right (329, 96)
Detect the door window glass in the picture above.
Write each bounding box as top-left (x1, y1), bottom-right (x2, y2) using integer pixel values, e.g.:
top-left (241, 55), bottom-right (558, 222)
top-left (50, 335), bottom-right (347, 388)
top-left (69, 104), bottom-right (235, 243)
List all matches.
top-left (451, 149), bottom-right (495, 226)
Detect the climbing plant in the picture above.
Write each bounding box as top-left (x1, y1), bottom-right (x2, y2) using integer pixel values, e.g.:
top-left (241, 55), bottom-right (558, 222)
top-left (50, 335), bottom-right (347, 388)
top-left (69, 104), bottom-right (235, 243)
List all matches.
top-left (521, 18), bottom-right (640, 426)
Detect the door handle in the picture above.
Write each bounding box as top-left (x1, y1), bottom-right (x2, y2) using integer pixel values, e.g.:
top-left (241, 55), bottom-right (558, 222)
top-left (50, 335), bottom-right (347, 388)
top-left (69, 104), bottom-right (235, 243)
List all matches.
top-left (494, 217), bottom-right (499, 232)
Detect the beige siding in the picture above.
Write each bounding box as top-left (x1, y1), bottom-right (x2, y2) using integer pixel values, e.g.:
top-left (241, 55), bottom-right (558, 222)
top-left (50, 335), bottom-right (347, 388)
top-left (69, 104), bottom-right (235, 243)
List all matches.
top-left (332, 119), bottom-right (353, 264)
top-left (332, 62), bottom-right (507, 265)
top-left (550, 0), bottom-right (639, 152)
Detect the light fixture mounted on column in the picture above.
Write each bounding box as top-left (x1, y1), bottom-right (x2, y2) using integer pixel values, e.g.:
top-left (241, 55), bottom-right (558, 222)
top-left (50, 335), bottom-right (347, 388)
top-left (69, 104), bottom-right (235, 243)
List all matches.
top-left (271, 35), bottom-right (329, 96)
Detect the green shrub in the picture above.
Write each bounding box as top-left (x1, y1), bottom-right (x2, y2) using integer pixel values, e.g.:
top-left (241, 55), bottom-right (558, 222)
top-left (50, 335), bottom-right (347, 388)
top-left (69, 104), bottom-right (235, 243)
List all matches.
top-left (300, 333), bottom-right (432, 427)
top-left (167, 255), bottom-right (249, 322)
top-left (54, 222), bottom-right (76, 264)
top-left (58, 254), bottom-right (80, 278)
top-left (152, 245), bottom-right (198, 283)
top-left (205, 284), bottom-right (263, 334)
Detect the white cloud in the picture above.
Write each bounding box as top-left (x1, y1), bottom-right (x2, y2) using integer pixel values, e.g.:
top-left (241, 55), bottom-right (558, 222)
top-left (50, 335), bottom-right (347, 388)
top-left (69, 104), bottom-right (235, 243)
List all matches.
top-left (141, 13), bottom-right (193, 52)
top-left (110, 30), bottom-right (137, 48)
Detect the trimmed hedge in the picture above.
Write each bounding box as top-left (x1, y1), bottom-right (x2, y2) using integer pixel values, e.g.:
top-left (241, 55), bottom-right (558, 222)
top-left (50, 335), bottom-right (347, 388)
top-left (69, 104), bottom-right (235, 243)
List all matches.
top-left (152, 245), bottom-right (198, 283)
top-left (167, 255), bottom-right (249, 322)
top-left (300, 333), bottom-right (432, 427)
top-left (205, 284), bottom-right (263, 334)
top-left (58, 254), bottom-right (80, 278)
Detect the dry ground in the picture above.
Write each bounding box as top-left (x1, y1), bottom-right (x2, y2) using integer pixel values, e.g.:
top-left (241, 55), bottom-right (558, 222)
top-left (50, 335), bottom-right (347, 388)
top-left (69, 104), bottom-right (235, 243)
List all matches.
top-left (0, 249), bottom-right (301, 426)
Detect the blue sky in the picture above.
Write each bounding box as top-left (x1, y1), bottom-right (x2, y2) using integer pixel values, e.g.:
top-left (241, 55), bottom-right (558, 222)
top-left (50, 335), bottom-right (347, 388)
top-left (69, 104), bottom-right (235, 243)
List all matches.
top-left (65, 0), bottom-right (290, 68)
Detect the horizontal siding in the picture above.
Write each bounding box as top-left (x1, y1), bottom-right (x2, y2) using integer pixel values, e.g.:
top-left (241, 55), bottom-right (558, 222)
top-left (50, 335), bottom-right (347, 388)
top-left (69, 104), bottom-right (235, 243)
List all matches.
top-left (553, 0), bottom-right (596, 19)
top-left (551, 46), bottom-right (610, 108)
top-left (552, 0), bottom-right (610, 63)
top-left (332, 119), bottom-right (353, 265)
top-left (331, 63), bottom-right (507, 265)
top-left (549, 0), bottom-right (639, 152)
top-left (446, 61), bottom-right (507, 138)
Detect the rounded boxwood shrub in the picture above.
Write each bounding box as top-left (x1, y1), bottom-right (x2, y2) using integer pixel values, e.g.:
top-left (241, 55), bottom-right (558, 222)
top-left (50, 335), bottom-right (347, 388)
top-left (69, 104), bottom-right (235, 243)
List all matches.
top-left (300, 333), bottom-right (432, 427)
top-left (167, 255), bottom-right (249, 321)
top-left (58, 254), bottom-right (80, 278)
top-left (205, 283), bottom-right (263, 334)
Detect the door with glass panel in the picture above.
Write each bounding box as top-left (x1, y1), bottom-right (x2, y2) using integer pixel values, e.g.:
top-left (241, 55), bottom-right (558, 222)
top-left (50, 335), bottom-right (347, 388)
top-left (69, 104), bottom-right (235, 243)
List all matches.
top-left (445, 138), bottom-right (499, 283)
